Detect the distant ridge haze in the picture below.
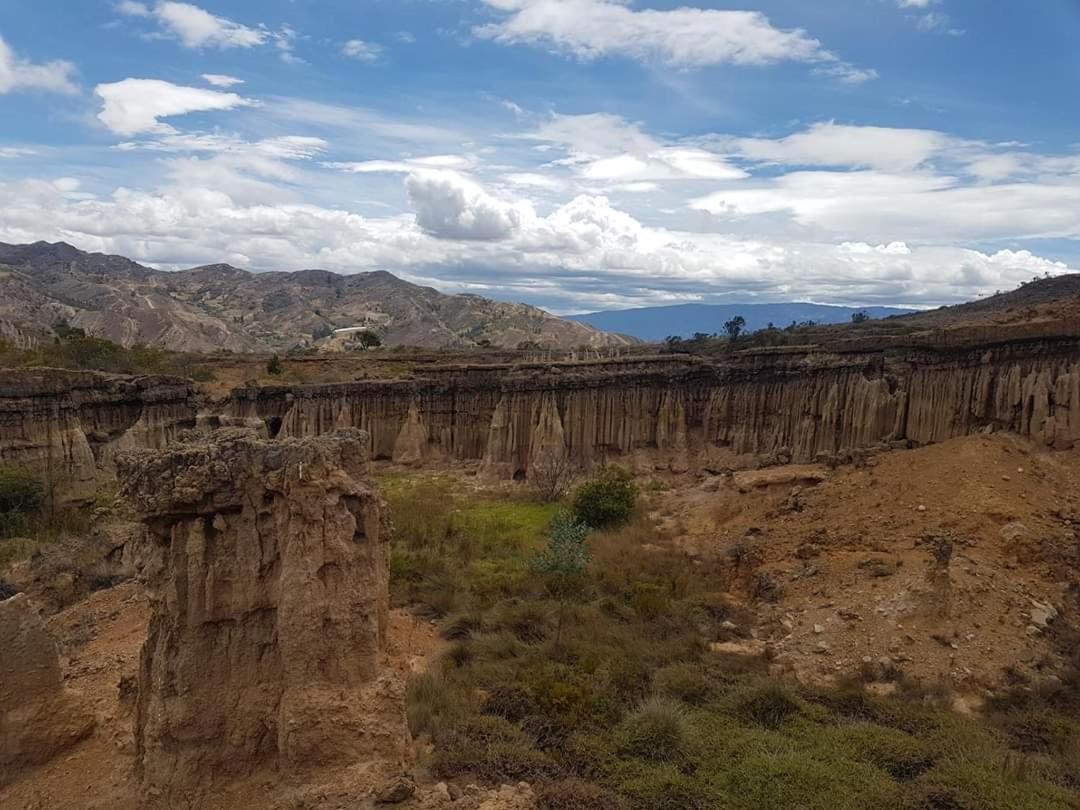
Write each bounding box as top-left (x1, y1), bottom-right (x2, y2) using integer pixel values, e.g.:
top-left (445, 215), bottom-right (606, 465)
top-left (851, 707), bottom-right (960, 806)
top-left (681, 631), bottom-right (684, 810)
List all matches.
top-left (568, 303), bottom-right (917, 342)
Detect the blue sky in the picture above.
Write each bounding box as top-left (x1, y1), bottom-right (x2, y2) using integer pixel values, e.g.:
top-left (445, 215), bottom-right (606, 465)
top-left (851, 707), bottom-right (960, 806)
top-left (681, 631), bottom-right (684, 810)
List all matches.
top-left (1, 1), bottom-right (1079, 312)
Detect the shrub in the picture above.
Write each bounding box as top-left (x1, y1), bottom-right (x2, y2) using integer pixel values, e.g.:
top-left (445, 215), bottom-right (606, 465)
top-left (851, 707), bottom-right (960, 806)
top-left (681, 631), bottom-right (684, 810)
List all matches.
top-left (405, 672), bottom-right (467, 738)
top-left (737, 683), bottom-right (801, 730)
top-left (266, 354), bottom-right (284, 375)
top-left (433, 715), bottom-right (557, 781)
top-left (573, 469), bottom-right (637, 529)
top-left (0, 467), bottom-right (44, 514)
top-left (617, 696), bottom-right (694, 764)
top-left (537, 779), bottom-right (627, 810)
top-left (654, 663), bottom-right (715, 706)
top-left (531, 453), bottom-right (580, 503)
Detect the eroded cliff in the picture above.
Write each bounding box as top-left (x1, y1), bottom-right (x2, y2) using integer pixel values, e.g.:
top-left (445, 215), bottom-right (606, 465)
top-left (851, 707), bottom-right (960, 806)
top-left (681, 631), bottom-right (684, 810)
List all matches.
top-left (225, 336), bottom-right (1080, 476)
top-left (0, 369), bottom-right (196, 502)
top-left (117, 428), bottom-right (405, 797)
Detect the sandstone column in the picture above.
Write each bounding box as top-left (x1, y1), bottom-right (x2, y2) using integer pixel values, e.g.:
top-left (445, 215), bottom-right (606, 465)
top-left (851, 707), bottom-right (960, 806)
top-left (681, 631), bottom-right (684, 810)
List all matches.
top-left (118, 428), bottom-right (406, 796)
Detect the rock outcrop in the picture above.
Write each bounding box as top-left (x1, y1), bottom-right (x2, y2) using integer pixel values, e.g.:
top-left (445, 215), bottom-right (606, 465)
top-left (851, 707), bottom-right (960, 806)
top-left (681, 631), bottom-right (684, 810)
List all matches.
top-left (0, 593), bottom-right (95, 783)
top-left (228, 336), bottom-right (1080, 476)
top-left (117, 428), bottom-right (405, 797)
top-left (0, 369), bottom-right (196, 502)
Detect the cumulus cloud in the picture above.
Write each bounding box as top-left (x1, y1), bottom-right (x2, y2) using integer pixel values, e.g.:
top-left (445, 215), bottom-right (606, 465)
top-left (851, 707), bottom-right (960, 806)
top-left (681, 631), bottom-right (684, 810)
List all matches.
top-left (342, 39), bottom-right (383, 61)
top-left (476, 0), bottom-right (873, 81)
top-left (94, 78), bottom-right (256, 136)
top-left (406, 170), bottom-right (525, 240)
top-left (201, 73), bottom-right (244, 87)
top-left (0, 34), bottom-right (76, 94)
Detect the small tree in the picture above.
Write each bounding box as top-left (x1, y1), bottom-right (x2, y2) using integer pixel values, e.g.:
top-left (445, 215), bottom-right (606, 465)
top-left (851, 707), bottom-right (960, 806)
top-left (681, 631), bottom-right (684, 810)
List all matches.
top-left (851, 310), bottom-right (870, 324)
top-left (530, 453), bottom-right (579, 503)
top-left (531, 512), bottom-right (590, 645)
top-left (357, 331), bottom-right (382, 349)
top-left (0, 466), bottom-right (44, 538)
top-left (266, 354), bottom-right (284, 375)
top-left (572, 468), bottom-right (636, 529)
top-left (723, 315), bottom-right (746, 343)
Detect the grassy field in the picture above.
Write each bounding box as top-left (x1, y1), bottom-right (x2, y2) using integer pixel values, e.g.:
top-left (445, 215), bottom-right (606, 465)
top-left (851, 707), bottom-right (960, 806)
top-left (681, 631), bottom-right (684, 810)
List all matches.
top-left (379, 472), bottom-right (1080, 810)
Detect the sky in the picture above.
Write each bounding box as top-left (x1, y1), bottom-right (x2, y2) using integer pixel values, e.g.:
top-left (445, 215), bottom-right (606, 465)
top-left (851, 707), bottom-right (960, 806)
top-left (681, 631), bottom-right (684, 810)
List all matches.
top-left (1, 1), bottom-right (1080, 313)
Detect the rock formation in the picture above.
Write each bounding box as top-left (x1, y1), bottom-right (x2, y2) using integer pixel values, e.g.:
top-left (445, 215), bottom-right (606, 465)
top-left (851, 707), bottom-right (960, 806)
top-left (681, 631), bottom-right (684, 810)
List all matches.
top-left (228, 334), bottom-right (1080, 476)
top-left (0, 593), bottom-right (95, 783)
top-left (9, 327), bottom-right (1080, 495)
top-left (0, 369), bottom-right (196, 502)
top-left (117, 428), bottom-right (405, 796)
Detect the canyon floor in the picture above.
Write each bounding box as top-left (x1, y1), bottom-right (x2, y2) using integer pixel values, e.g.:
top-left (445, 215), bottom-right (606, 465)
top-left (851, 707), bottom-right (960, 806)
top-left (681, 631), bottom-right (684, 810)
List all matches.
top-left (3, 433), bottom-right (1079, 808)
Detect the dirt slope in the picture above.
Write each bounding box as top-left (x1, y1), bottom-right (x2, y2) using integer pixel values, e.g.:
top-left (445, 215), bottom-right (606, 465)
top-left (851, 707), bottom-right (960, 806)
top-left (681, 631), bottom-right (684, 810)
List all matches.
top-left (664, 433), bottom-right (1076, 691)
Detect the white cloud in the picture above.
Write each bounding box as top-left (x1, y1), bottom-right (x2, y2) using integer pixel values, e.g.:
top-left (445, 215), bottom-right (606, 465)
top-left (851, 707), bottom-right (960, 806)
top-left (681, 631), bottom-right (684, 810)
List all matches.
top-left (202, 73), bottom-right (244, 87)
top-left (0, 146), bottom-right (37, 159)
top-left (897, 0), bottom-right (935, 7)
top-left (528, 113), bottom-right (746, 183)
top-left (134, 1), bottom-right (266, 48)
top-left (406, 170), bottom-right (526, 240)
top-left (476, 0), bottom-right (872, 82)
top-left (0, 167), bottom-right (1072, 311)
top-left (94, 78), bottom-right (256, 136)
top-left (119, 2), bottom-right (303, 57)
top-left (116, 1), bottom-right (151, 16)
top-left (732, 122), bottom-right (952, 171)
top-left (325, 154), bottom-right (475, 174)
top-left (691, 167), bottom-right (1080, 243)
top-left (0, 35), bottom-right (76, 94)
top-left (342, 39), bottom-right (383, 61)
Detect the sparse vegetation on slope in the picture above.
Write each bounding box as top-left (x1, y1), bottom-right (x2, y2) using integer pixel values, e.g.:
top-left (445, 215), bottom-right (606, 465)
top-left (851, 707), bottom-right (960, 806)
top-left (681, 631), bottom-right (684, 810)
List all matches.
top-left (383, 471), bottom-right (1080, 810)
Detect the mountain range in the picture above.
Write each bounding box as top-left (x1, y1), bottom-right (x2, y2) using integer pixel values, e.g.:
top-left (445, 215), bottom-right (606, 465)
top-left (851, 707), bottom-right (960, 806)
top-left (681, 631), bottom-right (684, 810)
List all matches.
top-left (568, 302), bottom-right (916, 342)
top-left (0, 242), bottom-right (629, 353)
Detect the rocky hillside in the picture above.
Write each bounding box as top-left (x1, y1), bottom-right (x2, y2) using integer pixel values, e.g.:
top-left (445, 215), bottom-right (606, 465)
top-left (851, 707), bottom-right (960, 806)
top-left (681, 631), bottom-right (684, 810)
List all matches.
top-left (0, 241), bottom-right (629, 353)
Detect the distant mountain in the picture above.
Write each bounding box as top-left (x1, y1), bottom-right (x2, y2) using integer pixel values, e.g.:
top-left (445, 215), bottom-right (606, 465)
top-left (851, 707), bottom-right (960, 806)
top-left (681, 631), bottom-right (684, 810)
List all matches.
top-left (0, 242), bottom-right (631, 353)
top-left (568, 302), bottom-right (917, 342)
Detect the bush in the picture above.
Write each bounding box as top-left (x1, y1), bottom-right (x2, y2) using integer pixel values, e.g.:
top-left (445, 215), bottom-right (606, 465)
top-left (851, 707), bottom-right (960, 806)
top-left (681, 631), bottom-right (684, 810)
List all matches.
top-left (573, 469), bottom-right (637, 529)
top-left (266, 354), bottom-right (284, 375)
top-left (654, 663), bottom-right (715, 706)
top-left (537, 779), bottom-right (627, 810)
top-left (0, 467), bottom-right (44, 514)
top-left (405, 672), bottom-right (467, 738)
top-left (737, 683), bottom-right (801, 730)
top-left (617, 696), bottom-right (694, 764)
top-left (432, 714), bottom-right (557, 781)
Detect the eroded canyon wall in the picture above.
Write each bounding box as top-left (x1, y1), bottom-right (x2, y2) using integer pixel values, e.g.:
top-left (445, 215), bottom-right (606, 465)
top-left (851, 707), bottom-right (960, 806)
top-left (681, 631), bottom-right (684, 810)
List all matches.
top-left (5, 333), bottom-right (1080, 497)
top-left (117, 428), bottom-right (405, 795)
top-left (227, 338), bottom-right (1080, 475)
top-left (0, 369), bottom-right (196, 502)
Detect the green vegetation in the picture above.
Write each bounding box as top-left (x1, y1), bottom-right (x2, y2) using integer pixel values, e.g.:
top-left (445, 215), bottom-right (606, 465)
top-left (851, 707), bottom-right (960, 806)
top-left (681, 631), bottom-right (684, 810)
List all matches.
top-left (723, 314), bottom-right (746, 342)
top-left (0, 466), bottom-right (44, 539)
top-left (266, 353), bottom-right (284, 375)
top-left (0, 324), bottom-right (215, 379)
top-left (0, 465), bottom-right (97, 566)
top-left (572, 468), bottom-right (637, 529)
top-left (384, 472), bottom-right (1080, 810)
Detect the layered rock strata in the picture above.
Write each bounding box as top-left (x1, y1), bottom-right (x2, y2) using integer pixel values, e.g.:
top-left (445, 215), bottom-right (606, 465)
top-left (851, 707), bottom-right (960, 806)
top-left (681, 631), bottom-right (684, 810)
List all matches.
top-left (117, 428), bottom-right (403, 795)
top-left (227, 337), bottom-right (1080, 475)
top-left (0, 593), bottom-right (95, 783)
top-left (0, 369), bottom-right (196, 502)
